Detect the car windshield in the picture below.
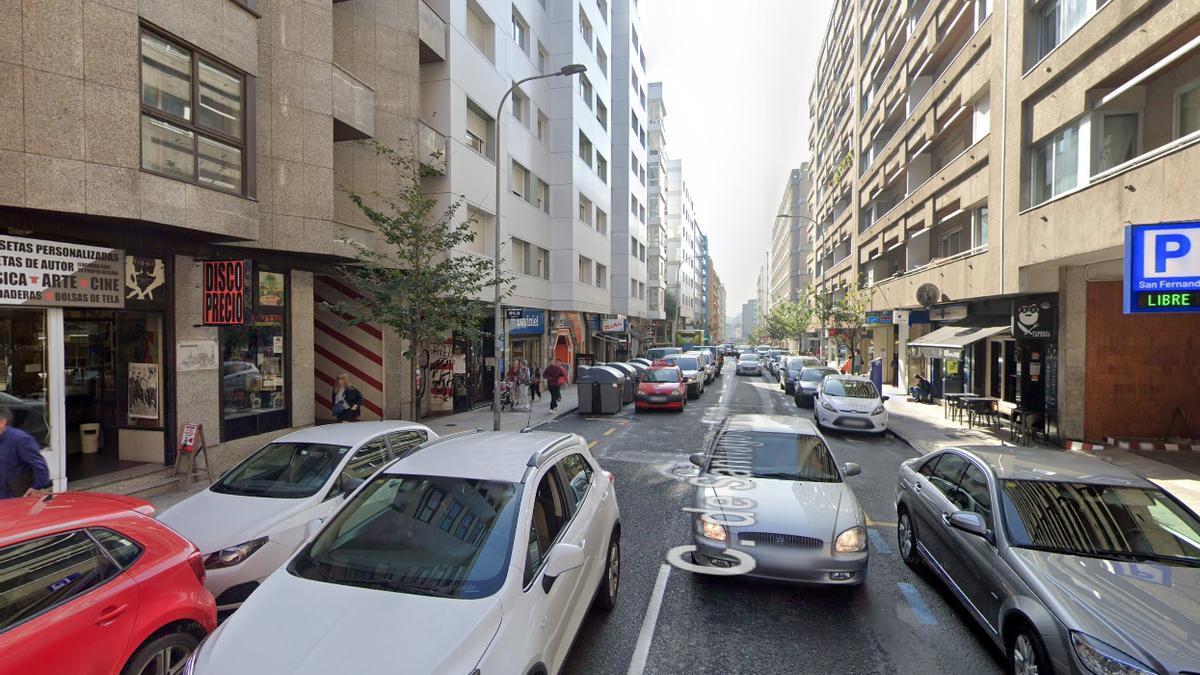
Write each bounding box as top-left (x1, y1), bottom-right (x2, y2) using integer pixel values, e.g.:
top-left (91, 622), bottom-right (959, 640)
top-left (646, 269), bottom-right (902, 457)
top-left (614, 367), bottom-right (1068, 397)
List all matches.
top-left (670, 357), bottom-right (700, 370)
top-left (824, 380), bottom-right (878, 398)
top-left (211, 443), bottom-right (351, 498)
top-left (1000, 480), bottom-right (1200, 566)
top-left (800, 368), bottom-right (836, 382)
top-left (740, 354), bottom-right (759, 362)
top-left (290, 474), bottom-right (522, 598)
top-left (644, 369), bottom-right (681, 383)
top-left (786, 357), bottom-right (807, 370)
top-left (708, 430), bottom-right (841, 482)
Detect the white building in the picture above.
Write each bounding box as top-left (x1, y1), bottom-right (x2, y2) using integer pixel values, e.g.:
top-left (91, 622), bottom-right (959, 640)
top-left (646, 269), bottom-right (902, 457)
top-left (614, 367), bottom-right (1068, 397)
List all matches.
top-left (646, 82), bottom-right (669, 322)
top-left (666, 159), bottom-right (702, 327)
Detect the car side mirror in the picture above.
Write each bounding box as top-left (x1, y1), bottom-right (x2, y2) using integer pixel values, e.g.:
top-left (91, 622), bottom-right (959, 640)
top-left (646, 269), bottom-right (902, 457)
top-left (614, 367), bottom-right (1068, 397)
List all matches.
top-left (948, 511), bottom-right (988, 538)
top-left (542, 542), bottom-right (586, 592)
top-left (342, 477), bottom-right (365, 498)
top-left (689, 453), bottom-right (706, 468)
top-left (842, 462), bottom-right (861, 477)
top-left (304, 518), bottom-right (324, 542)
top-left (881, 395), bottom-right (890, 402)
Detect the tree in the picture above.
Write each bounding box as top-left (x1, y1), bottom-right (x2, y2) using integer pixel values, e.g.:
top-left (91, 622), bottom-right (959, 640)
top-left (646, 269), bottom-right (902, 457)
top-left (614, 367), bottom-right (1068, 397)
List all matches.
top-left (323, 141), bottom-right (509, 421)
top-left (761, 301), bottom-right (812, 349)
top-left (804, 285), bottom-right (874, 366)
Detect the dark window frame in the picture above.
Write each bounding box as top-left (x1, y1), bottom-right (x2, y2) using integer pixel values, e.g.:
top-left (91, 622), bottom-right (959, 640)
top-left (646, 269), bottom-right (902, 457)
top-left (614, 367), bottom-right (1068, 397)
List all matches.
top-left (522, 460), bottom-right (576, 589)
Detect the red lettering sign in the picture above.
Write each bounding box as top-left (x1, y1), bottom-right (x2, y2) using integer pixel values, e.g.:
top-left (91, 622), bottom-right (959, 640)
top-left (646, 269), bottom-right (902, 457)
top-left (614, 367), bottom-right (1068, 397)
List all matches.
top-left (203, 260), bottom-right (246, 325)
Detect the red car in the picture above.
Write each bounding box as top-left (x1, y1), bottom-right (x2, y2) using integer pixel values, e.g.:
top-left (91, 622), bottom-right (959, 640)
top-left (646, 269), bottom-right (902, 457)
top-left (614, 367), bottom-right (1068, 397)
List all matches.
top-left (635, 364), bottom-right (688, 411)
top-left (0, 493), bottom-right (216, 675)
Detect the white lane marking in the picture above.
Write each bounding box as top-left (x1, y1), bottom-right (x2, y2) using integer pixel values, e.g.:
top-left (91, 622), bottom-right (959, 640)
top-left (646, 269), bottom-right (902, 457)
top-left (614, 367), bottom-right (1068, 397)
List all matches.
top-left (627, 563), bottom-right (672, 675)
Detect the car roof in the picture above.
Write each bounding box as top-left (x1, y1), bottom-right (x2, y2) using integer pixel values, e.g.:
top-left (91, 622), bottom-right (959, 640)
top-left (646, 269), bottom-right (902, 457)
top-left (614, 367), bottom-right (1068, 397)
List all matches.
top-left (0, 493), bottom-right (155, 547)
top-left (385, 431), bottom-right (582, 482)
top-left (724, 414), bottom-right (821, 436)
top-left (941, 445), bottom-right (1158, 486)
top-left (827, 374), bottom-right (869, 382)
top-left (269, 421), bottom-right (433, 446)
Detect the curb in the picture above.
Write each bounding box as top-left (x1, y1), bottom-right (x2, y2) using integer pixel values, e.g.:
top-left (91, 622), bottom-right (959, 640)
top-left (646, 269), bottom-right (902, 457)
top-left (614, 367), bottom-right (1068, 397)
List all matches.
top-left (527, 405), bottom-right (580, 430)
top-left (1102, 437), bottom-right (1200, 452)
top-left (883, 425), bottom-right (924, 456)
top-left (1064, 440), bottom-right (1111, 454)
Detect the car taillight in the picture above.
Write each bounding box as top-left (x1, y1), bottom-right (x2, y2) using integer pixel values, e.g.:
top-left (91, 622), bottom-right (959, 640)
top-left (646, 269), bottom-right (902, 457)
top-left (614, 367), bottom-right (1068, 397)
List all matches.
top-left (187, 549), bottom-right (206, 585)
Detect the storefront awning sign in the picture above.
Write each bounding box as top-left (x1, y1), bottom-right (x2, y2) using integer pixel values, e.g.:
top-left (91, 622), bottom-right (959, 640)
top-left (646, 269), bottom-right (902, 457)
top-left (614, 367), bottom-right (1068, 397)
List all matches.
top-left (508, 308), bottom-right (545, 335)
top-left (203, 260), bottom-right (247, 325)
top-left (1125, 222), bottom-right (1200, 314)
top-left (602, 317), bottom-right (627, 333)
top-left (907, 322), bottom-right (1009, 358)
top-left (0, 235), bottom-right (124, 308)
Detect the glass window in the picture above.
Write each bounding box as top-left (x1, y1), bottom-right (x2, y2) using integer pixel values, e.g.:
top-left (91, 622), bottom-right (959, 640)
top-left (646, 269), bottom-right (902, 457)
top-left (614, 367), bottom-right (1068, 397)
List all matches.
top-left (439, 499), bottom-right (464, 531)
top-left (141, 32), bottom-right (192, 120)
top-left (597, 153), bottom-right (608, 183)
top-left (578, 194), bottom-right (592, 224)
top-left (595, 263), bottom-right (607, 289)
top-left (536, 111), bottom-right (548, 142)
top-left (212, 442), bottom-right (350, 498)
top-left (928, 453), bottom-right (970, 499)
top-left (511, 161), bottom-right (530, 199)
top-left (197, 59), bottom-right (242, 139)
top-left (1097, 112), bottom-right (1138, 171)
top-left (525, 468), bottom-right (570, 584)
top-left (511, 88), bottom-right (529, 126)
top-left (971, 205), bottom-right (988, 248)
top-left (0, 309), bottom-right (49, 449)
top-left (221, 271), bottom-right (288, 441)
top-left (955, 464), bottom-right (993, 527)
top-left (578, 131), bottom-right (592, 165)
top-left (197, 135), bottom-right (242, 192)
top-left (918, 455), bottom-right (940, 477)
top-left (387, 430), bottom-right (427, 458)
top-left (822, 379), bottom-right (878, 398)
top-left (0, 531), bottom-right (119, 631)
top-left (141, 116), bottom-right (195, 180)
top-left (538, 43), bottom-right (549, 74)
top-left (511, 8), bottom-right (529, 53)
top-left (343, 437), bottom-right (390, 482)
top-left (89, 528), bottom-right (143, 569)
top-left (465, 2), bottom-right (493, 60)
top-left (558, 453), bottom-right (594, 507)
top-left (536, 179), bottom-right (550, 213)
top-left (1177, 81), bottom-right (1200, 139)
top-left (596, 209), bottom-right (607, 235)
top-left (290, 475), bottom-right (522, 598)
top-left (708, 430), bottom-right (841, 482)
top-left (466, 99), bottom-right (494, 160)
top-left (1030, 120), bottom-right (1080, 205)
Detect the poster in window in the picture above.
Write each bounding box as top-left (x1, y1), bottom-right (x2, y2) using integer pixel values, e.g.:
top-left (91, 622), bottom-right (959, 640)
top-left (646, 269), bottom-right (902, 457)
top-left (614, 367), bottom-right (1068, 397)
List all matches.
top-left (258, 271), bottom-right (286, 308)
top-left (125, 256), bottom-right (166, 302)
top-left (128, 363), bottom-right (160, 420)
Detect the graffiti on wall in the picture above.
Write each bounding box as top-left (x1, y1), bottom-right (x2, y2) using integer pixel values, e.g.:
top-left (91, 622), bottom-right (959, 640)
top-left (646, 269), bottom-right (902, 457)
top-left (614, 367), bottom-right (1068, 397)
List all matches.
top-left (429, 339), bottom-right (455, 413)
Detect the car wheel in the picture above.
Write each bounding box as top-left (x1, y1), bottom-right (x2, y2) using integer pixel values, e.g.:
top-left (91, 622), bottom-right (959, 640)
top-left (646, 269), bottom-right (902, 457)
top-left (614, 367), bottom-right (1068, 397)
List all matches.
top-left (1008, 625), bottom-right (1051, 675)
top-left (122, 631), bottom-right (199, 675)
top-left (897, 509), bottom-right (921, 569)
top-left (595, 534), bottom-right (620, 611)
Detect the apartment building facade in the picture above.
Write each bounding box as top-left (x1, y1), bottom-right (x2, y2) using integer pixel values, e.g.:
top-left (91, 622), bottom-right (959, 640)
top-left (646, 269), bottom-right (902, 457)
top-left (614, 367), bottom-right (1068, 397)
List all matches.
top-left (665, 158), bottom-right (702, 336)
top-left (770, 166), bottom-right (814, 306)
top-left (741, 299), bottom-right (758, 341)
top-left (646, 81), bottom-right (669, 332)
top-left (808, 0), bottom-right (1200, 443)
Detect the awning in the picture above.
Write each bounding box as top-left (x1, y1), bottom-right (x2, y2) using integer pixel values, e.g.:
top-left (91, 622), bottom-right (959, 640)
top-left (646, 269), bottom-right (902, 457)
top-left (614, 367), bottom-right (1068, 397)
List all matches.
top-left (593, 333), bottom-right (621, 344)
top-left (908, 321), bottom-right (1010, 358)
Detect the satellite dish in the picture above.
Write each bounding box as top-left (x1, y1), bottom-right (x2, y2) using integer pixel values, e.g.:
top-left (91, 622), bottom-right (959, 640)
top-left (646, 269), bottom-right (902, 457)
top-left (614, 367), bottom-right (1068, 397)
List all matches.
top-left (916, 283), bottom-right (940, 308)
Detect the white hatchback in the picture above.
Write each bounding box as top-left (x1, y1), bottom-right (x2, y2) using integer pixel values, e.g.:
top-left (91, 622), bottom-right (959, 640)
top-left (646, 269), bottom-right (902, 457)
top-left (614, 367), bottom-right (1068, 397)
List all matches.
top-left (159, 421), bottom-right (435, 615)
top-left (184, 429), bottom-right (622, 675)
top-left (813, 375), bottom-right (888, 434)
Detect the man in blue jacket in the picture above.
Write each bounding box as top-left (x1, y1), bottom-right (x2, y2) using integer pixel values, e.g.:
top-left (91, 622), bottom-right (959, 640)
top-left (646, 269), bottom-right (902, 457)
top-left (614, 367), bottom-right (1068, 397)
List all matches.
top-left (0, 408), bottom-right (51, 498)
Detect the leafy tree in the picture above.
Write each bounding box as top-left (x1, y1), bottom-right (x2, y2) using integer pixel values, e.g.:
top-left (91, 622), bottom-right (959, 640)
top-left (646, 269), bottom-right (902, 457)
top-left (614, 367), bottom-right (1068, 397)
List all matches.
top-left (761, 301), bottom-right (812, 348)
top-left (323, 141), bottom-right (509, 420)
top-left (804, 285), bottom-right (874, 367)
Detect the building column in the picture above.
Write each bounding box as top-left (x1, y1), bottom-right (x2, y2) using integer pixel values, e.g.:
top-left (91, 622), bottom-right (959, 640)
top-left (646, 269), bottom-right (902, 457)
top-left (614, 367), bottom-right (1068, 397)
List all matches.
top-left (895, 310), bottom-right (910, 389)
top-left (1058, 266), bottom-right (1087, 441)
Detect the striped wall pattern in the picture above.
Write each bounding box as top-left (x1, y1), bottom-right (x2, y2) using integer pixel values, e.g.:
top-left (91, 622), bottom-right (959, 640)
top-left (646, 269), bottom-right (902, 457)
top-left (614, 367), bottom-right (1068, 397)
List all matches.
top-left (314, 275), bottom-right (386, 420)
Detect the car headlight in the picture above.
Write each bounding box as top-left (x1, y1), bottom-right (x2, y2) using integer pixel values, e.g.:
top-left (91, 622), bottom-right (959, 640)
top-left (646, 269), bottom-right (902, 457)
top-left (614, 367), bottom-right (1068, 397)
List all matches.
top-left (695, 518), bottom-right (728, 542)
top-left (820, 399), bottom-right (836, 412)
top-left (871, 405), bottom-right (885, 415)
top-left (834, 526), bottom-right (867, 553)
top-left (1071, 632), bottom-right (1155, 675)
top-left (204, 536), bottom-right (268, 569)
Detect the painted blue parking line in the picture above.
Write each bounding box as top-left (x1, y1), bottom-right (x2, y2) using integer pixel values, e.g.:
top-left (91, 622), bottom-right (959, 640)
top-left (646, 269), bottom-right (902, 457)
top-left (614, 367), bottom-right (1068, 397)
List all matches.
top-left (868, 528), bottom-right (893, 555)
top-left (898, 582), bottom-right (938, 625)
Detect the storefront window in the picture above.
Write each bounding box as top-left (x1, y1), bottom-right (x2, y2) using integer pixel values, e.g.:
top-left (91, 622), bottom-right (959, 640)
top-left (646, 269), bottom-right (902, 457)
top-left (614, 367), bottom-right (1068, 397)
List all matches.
top-left (221, 269), bottom-right (288, 441)
top-left (0, 309), bottom-right (48, 448)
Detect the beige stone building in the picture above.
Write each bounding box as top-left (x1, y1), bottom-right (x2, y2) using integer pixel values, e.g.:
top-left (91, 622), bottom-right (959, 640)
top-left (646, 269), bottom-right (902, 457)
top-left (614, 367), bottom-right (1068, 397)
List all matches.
top-left (808, 0), bottom-right (1200, 443)
top-left (0, 0), bottom-right (423, 492)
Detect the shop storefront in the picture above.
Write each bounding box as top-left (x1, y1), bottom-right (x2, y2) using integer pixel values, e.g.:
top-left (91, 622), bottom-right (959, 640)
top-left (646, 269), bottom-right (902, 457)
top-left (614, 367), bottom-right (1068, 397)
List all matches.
top-left (551, 311), bottom-right (586, 382)
top-left (507, 308), bottom-right (546, 369)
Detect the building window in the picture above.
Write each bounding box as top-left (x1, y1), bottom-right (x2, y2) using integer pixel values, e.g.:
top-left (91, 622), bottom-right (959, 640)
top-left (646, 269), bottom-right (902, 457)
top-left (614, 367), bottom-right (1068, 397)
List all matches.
top-left (631, 26), bottom-right (640, 51)
top-left (639, 204), bottom-right (646, 223)
top-left (578, 131), bottom-right (593, 166)
top-left (510, 160), bottom-right (531, 199)
top-left (512, 7), bottom-right (529, 54)
top-left (221, 269), bottom-right (290, 441)
top-left (538, 42), bottom-right (549, 74)
top-left (511, 86), bottom-right (529, 126)
top-left (536, 110), bottom-right (549, 142)
top-left (1096, 111), bottom-right (1138, 172)
top-left (631, 195), bottom-right (638, 215)
top-left (639, 242), bottom-right (646, 261)
top-left (631, 236), bottom-right (638, 255)
top-left (596, 263), bottom-right (607, 289)
top-left (579, 5), bottom-right (593, 47)
top-left (512, 238), bottom-right (551, 279)
top-left (597, 44), bottom-right (608, 76)
top-left (578, 75), bottom-right (594, 109)
top-left (597, 0), bottom-right (608, 23)
top-left (466, 0), bottom-right (495, 61)
top-left (939, 228), bottom-right (965, 259)
top-left (466, 99), bottom-right (495, 160)
top-left (1032, 0), bottom-right (1106, 64)
top-left (140, 29), bottom-right (246, 194)
top-left (1175, 79), bottom-right (1200, 139)
top-left (536, 179), bottom-right (550, 213)
top-left (631, 279), bottom-right (638, 296)
top-left (596, 100), bottom-right (608, 129)
top-left (596, 153), bottom-right (607, 183)
top-left (971, 205), bottom-right (988, 248)
top-left (579, 256), bottom-right (593, 284)
top-left (596, 208), bottom-right (607, 235)
top-left (1029, 119), bottom-right (1082, 205)
top-left (579, 193), bottom-right (593, 225)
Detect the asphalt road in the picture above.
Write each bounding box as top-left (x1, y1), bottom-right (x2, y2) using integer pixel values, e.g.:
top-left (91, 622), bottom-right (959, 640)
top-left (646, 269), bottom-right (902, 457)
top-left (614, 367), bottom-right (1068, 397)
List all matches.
top-left (545, 362), bottom-right (1005, 675)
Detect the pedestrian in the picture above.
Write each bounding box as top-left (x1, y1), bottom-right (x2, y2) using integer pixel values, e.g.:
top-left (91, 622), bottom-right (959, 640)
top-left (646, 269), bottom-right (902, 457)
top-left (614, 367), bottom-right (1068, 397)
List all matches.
top-left (909, 373), bottom-right (932, 403)
top-left (0, 408), bottom-right (51, 499)
top-left (542, 359), bottom-right (567, 411)
top-left (515, 359), bottom-right (531, 409)
top-left (530, 363), bottom-right (543, 401)
top-left (332, 373), bottom-right (364, 422)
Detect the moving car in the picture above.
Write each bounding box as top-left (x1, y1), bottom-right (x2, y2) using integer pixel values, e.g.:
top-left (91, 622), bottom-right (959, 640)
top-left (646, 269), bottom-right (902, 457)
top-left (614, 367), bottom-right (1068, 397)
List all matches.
top-left (159, 422), bottom-right (435, 615)
top-left (645, 347), bottom-right (682, 361)
top-left (0, 493), bottom-right (216, 675)
top-left (813, 375), bottom-right (888, 434)
top-left (735, 353), bottom-right (762, 376)
top-left (185, 430), bottom-right (622, 675)
top-left (793, 366), bottom-right (839, 407)
top-left (736, 345), bottom-right (752, 357)
top-left (688, 415), bottom-right (867, 585)
top-left (663, 354), bottom-right (707, 397)
top-left (635, 364), bottom-right (688, 411)
top-left (896, 445), bottom-right (1200, 675)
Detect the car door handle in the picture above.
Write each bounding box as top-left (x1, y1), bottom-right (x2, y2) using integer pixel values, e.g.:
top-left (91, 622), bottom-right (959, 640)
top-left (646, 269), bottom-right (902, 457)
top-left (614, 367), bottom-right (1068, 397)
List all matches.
top-left (913, 483), bottom-right (922, 494)
top-left (96, 604), bottom-right (128, 626)
top-left (940, 512), bottom-right (951, 527)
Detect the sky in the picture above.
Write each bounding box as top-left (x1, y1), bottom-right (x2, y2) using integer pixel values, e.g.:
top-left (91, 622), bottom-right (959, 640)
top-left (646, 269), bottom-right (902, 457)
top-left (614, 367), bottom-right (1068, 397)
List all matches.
top-left (640, 0), bottom-right (833, 320)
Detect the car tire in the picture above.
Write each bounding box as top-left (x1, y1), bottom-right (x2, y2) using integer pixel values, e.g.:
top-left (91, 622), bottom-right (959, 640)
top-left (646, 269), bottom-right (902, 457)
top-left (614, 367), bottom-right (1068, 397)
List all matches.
top-left (122, 630), bottom-right (199, 675)
top-left (595, 534), bottom-right (620, 611)
top-left (897, 508), bottom-right (921, 569)
top-left (1008, 623), bottom-right (1051, 675)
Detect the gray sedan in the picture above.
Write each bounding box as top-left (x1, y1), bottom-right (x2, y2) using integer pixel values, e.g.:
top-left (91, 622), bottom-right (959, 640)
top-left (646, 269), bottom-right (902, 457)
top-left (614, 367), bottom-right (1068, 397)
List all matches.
top-left (688, 414), bottom-right (867, 586)
top-left (896, 445), bottom-right (1200, 675)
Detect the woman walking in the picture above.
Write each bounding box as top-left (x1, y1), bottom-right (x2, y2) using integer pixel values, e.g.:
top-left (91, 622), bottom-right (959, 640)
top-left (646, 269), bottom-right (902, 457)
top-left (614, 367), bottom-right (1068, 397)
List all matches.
top-left (530, 363), bottom-right (543, 401)
top-left (332, 373), bottom-right (363, 422)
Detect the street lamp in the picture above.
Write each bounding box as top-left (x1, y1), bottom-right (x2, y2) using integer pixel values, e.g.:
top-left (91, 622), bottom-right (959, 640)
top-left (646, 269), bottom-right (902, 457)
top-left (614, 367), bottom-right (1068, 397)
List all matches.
top-left (493, 64), bottom-right (587, 431)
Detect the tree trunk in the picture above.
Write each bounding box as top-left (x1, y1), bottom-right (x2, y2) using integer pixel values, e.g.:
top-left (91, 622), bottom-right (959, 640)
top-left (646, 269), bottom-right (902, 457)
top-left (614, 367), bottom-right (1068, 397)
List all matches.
top-left (409, 345), bottom-right (420, 422)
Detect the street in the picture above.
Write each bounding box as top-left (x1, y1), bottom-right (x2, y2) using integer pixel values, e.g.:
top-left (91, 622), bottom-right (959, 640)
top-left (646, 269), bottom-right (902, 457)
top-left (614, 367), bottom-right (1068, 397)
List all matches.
top-left (551, 369), bottom-right (1004, 675)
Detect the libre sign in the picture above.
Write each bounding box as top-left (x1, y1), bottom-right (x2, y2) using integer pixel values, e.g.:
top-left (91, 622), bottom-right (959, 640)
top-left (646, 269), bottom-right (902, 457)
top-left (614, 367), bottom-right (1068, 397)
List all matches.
top-left (1124, 222), bottom-right (1200, 314)
top-left (203, 260), bottom-right (247, 324)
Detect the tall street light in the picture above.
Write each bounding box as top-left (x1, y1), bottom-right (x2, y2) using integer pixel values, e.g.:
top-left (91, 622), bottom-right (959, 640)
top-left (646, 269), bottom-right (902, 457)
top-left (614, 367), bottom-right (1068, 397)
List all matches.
top-left (493, 64), bottom-right (587, 431)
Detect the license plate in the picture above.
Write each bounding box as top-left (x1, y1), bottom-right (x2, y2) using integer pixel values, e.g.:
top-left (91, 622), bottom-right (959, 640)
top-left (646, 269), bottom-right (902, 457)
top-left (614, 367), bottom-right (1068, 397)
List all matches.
top-left (843, 418), bottom-right (870, 428)
top-left (648, 396), bottom-right (667, 403)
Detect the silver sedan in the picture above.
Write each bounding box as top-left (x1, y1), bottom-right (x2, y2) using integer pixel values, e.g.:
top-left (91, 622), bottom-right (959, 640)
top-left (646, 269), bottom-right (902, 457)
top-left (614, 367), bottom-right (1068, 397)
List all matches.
top-left (688, 414), bottom-right (867, 586)
top-left (896, 445), bottom-right (1200, 675)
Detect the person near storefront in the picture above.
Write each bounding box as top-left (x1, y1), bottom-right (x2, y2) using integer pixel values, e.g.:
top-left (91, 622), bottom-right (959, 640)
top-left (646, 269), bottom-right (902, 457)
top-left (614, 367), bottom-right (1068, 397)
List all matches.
top-left (542, 360), bottom-right (567, 411)
top-left (0, 408), bottom-right (51, 499)
top-left (332, 373), bottom-right (364, 422)
top-left (530, 363), bottom-right (543, 401)
top-left (514, 359), bottom-right (531, 409)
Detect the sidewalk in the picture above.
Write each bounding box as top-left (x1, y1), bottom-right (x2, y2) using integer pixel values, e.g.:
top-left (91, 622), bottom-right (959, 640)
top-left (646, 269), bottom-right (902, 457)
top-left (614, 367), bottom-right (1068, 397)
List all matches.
top-left (882, 385), bottom-right (1200, 513)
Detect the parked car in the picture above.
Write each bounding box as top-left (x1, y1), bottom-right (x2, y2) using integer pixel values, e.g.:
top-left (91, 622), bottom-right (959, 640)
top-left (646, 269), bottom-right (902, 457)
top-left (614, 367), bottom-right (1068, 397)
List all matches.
top-left (779, 356), bottom-right (818, 394)
top-left (813, 375), bottom-right (888, 434)
top-left (700, 346), bottom-right (725, 374)
top-left (688, 415), bottom-right (867, 585)
top-left (645, 347), bottom-right (682, 361)
top-left (736, 345), bottom-right (752, 357)
top-left (691, 350), bottom-right (717, 383)
top-left (185, 430), bottom-right (622, 675)
top-left (896, 445), bottom-right (1200, 675)
top-left (793, 367), bottom-right (840, 407)
top-left (635, 364), bottom-right (688, 411)
top-left (159, 422), bottom-right (435, 616)
top-left (766, 349), bottom-right (792, 376)
top-left (663, 354), bottom-right (707, 397)
top-left (735, 353), bottom-right (762, 376)
top-left (0, 493), bottom-right (216, 675)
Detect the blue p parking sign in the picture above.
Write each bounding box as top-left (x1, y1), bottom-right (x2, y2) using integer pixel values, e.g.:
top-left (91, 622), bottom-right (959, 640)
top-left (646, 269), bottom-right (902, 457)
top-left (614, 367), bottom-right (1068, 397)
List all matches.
top-left (1124, 222), bottom-right (1200, 314)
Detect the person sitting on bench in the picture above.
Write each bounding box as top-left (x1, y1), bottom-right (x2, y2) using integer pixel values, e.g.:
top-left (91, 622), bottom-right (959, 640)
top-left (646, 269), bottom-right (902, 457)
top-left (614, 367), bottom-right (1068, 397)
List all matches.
top-left (909, 374), bottom-right (932, 403)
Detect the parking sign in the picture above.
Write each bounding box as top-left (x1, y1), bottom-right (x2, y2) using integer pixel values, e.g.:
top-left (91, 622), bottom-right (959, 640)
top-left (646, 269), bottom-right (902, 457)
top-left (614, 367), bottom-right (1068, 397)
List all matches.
top-left (1124, 222), bottom-right (1200, 314)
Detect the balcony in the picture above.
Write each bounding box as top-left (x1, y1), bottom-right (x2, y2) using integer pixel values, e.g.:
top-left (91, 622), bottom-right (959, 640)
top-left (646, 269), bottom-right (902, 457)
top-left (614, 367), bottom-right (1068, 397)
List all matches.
top-left (419, 1), bottom-right (447, 64)
top-left (332, 63), bottom-right (375, 141)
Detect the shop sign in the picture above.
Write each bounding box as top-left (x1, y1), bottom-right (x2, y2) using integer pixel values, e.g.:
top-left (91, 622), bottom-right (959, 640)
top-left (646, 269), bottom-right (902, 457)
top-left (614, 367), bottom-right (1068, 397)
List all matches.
top-left (202, 260), bottom-right (248, 325)
top-left (928, 304), bottom-right (967, 321)
top-left (865, 310), bottom-right (893, 325)
top-left (0, 234), bottom-right (124, 308)
top-left (125, 255), bottom-right (167, 302)
top-left (602, 317), bottom-right (627, 333)
top-left (505, 308), bottom-right (524, 320)
top-left (1124, 222), bottom-right (1200, 313)
top-left (1012, 298), bottom-right (1055, 339)
top-left (508, 308), bottom-right (545, 335)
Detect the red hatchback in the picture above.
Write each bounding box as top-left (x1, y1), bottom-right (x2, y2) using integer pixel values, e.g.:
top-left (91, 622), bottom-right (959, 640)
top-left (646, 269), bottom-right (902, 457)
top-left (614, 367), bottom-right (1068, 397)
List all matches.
top-left (635, 364), bottom-right (688, 411)
top-left (0, 493), bottom-right (216, 675)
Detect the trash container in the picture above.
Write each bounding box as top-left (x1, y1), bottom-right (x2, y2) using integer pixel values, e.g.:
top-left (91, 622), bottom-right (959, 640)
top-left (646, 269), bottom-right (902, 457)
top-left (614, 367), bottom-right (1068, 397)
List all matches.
top-left (80, 423), bottom-right (101, 454)
top-left (630, 357), bottom-right (652, 368)
top-left (576, 366), bottom-right (625, 414)
top-left (625, 361), bottom-right (648, 382)
top-left (603, 362), bottom-right (638, 404)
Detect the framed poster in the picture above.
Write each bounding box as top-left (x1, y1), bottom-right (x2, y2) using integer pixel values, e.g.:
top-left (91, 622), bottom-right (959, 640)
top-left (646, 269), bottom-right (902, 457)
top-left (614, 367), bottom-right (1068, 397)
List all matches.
top-left (258, 271), bottom-right (286, 308)
top-left (128, 363), bottom-right (160, 420)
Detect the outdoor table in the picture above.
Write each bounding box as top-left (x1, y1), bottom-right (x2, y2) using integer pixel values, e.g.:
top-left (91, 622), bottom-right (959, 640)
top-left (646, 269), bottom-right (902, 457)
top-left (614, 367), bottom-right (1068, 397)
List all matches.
top-left (964, 396), bottom-right (1000, 430)
top-left (943, 392), bottom-right (972, 422)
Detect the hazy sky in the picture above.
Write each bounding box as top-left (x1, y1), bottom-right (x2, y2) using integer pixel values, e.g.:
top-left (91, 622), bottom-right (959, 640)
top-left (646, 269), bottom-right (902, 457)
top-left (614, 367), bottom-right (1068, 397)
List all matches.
top-left (641, 0), bottom-right (832, 319)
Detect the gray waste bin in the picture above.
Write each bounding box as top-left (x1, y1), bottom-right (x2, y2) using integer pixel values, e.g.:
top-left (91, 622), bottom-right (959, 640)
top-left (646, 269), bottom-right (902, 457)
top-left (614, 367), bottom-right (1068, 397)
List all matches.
top-left (625, 361), bottom-right (648, 382)
top-left (576, 365), bottom-right (625, 414)
top-left (602, 362), bottom-right (638, 403)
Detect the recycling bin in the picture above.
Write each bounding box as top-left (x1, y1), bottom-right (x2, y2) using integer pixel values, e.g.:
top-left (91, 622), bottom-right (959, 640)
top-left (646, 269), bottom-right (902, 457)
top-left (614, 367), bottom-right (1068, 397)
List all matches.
top-left (625, 361), bottom-right (648, 382)
top-left (576, 365), bottom-right (626, 414)
top-left (602, 362), bottom-right (638, 404)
